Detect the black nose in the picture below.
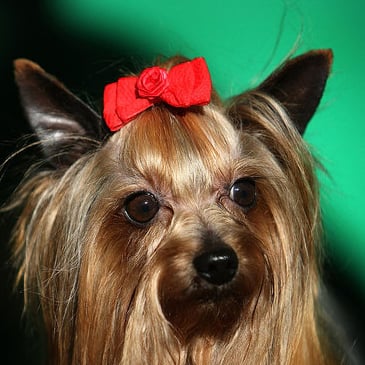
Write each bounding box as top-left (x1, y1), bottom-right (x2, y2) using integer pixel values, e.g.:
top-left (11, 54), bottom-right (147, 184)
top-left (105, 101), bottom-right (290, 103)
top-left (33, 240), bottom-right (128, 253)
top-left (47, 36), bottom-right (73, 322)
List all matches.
top-left (193, 246), bottom-right (238, 286)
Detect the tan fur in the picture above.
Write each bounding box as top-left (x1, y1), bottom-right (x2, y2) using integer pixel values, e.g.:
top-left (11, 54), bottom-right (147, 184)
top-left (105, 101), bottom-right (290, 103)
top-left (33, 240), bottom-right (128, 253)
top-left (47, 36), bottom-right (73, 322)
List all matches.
top-left (8, 56), bottom-right (340, 364)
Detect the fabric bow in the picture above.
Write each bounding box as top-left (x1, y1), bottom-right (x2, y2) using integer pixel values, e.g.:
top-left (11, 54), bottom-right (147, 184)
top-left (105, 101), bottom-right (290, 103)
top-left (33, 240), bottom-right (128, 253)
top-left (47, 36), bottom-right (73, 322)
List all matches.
top-left (103, 57), bottom-right (212, 131)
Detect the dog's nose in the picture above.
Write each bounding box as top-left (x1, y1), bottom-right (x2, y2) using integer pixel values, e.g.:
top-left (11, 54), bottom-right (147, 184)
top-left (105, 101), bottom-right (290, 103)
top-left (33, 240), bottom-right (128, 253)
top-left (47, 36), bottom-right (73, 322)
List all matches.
top-left (193, 246), bottom-right (238, 285)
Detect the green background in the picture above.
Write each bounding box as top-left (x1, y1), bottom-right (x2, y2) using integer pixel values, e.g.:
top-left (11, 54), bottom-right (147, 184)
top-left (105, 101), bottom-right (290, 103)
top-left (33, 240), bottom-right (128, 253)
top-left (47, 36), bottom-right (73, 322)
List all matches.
top-left (46, 0), bottom-right (365, 289)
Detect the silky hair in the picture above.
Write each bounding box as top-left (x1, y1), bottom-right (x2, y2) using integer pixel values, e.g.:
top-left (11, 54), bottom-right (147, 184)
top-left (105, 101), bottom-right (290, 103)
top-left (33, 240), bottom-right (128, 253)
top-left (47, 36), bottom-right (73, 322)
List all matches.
top-left (7, 50), bottom-right (340, 364)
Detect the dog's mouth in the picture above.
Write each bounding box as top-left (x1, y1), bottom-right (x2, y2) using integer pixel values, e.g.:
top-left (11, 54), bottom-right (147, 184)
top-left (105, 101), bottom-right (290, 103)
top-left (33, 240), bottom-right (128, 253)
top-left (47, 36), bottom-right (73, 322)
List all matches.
top-left (159, 270), bottom-right (248, 341)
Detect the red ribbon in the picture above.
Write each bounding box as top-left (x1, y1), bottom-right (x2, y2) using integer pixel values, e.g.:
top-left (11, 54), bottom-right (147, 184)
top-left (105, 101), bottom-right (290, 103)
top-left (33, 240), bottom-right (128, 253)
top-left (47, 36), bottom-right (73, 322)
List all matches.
top-left (103, 57), bottom-right (212, 131)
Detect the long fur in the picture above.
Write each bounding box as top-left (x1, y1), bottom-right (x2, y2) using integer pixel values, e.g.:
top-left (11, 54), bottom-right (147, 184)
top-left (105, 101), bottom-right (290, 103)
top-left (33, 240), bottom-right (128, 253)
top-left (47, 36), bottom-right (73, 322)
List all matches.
top-left (8, 54), bottom-right (340, 364)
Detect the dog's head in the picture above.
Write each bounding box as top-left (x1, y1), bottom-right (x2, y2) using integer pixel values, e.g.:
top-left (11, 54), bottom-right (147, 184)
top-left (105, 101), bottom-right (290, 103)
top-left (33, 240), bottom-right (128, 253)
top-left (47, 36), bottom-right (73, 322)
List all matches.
top-left (13, 51), bottom-right (332, 363)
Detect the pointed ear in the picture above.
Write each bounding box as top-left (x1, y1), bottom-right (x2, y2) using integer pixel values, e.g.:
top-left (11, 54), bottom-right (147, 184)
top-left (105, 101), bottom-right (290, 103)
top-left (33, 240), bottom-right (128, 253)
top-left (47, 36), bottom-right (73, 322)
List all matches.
top-left (14, 59), bottom-right (106, 168)
top-left (258, 49), bottom-right (333, 134)
top-left (227, 50), bottom-right (333, 135)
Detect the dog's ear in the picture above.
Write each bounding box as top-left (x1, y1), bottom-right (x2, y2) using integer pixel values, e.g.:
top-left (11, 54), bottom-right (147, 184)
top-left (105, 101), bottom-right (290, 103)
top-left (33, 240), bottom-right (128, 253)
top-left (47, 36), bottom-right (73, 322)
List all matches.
top-left (228, 50), bottom-right (333, 135)
top-left (14, 59), bottom-right (106, 168)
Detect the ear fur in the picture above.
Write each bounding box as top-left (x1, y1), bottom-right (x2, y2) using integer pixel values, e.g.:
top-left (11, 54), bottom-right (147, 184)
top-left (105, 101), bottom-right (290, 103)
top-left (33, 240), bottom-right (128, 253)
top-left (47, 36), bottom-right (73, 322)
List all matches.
top-left (228, 49), bottom-right (333, 135)
top-left (14, 59), bottom-right (106, 168)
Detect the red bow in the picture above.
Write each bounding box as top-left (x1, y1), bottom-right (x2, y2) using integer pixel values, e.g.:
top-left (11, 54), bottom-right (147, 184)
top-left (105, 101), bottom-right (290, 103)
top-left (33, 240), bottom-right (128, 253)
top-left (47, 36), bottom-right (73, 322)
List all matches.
top-left (103, 57), bottom-right (212, 131)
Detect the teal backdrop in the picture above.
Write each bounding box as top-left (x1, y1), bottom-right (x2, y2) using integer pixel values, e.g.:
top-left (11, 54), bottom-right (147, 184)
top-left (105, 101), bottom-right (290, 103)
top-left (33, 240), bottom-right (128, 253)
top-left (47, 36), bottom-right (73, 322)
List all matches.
top-left (45, 0), bottom-right (365, 291)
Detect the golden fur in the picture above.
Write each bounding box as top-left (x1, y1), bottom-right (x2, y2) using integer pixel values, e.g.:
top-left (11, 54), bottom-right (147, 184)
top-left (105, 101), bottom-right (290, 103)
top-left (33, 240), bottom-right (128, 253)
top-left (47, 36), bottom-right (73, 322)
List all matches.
top-left (7, 52), bottom-right (341, 364)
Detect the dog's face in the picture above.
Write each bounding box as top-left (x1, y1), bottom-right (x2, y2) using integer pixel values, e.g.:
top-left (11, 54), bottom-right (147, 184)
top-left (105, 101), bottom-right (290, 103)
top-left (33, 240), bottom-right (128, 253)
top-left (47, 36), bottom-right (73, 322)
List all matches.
top-left (13, 51), bottom-right (333, 364)
top-left (98, 106), bottom-right (266, 341)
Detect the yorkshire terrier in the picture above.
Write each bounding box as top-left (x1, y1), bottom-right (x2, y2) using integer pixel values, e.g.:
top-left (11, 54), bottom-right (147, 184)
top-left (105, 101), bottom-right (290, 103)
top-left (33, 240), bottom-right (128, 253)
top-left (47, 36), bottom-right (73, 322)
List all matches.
top-left (8, 49), bottom-right (345, 364)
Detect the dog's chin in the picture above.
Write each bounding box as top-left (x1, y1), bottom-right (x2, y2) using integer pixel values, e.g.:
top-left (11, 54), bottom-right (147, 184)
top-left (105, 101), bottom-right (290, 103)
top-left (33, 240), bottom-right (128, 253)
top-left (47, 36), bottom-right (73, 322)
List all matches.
top-left (159, 272), bottom-right (257, 342)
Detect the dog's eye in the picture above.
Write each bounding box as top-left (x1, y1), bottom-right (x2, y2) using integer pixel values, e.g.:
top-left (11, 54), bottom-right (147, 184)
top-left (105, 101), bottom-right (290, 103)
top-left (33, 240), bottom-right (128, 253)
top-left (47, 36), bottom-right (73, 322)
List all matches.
top-left (229, 178), bottom-right (256, 210)
top-left (124, 192), bottom-right (160, 224)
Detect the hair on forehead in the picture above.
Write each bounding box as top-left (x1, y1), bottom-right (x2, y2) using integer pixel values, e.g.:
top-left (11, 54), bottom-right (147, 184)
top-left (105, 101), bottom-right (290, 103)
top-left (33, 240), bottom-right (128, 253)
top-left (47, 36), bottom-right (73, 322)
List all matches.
top-left (111, 105), bottom-right (240, 192)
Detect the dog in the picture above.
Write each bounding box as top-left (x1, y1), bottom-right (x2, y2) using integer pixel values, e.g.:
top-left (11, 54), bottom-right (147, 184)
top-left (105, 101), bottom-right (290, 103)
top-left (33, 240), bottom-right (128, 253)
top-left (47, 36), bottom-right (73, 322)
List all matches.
top-left (8, 50), bottom-right (344, 364)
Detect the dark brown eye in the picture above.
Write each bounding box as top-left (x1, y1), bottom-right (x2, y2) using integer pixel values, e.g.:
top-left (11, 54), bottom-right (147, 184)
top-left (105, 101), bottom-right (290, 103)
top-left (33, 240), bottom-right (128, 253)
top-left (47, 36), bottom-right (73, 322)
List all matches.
top-left (229, 178), bottom-right (256, 210)
top-left (124, 192), bottom-right (160, 224)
